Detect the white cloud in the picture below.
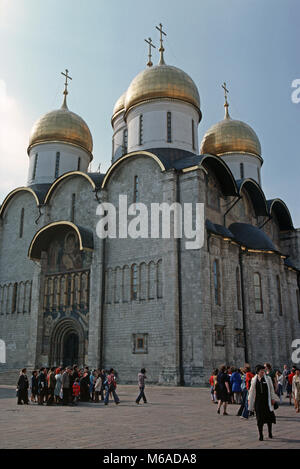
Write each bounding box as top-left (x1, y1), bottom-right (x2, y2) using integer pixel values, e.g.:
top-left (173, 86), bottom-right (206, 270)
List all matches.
top-left (0, 79), bottom-right (29, 202)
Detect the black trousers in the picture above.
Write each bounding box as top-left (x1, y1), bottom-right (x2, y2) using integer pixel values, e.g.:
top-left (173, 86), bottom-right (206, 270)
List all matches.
top-left (17, 389), bottom-right (28, 404)
top-left (63, 388), bottom-right (70, 405)
top-left (47, 388), bottom-right (55, 405)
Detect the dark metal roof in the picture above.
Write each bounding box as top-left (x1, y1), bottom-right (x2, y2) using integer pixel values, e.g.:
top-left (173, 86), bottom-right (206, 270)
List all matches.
top-left (200, 154), bottom-right (237, 196)
top-left (206, 219), bottom-right (280, 253)
top-left (28, 183), bottom-right (52, 205)
top-left (236, 178), bottom-right (268, 216)
top-left (229, 222), bottom-right (277, 251)
top-left (146, 147), bottom-right (198, 169)
top-left (206, 220), bottom-right (235, 239)
top-left (145, 149), bottom-right (237, 196)
top-left (267, 199), bottom-right (294, 231)
top-left (87, 172), bottom-right (105, 189)
top-left (284, 257), bottom-right (298, 270)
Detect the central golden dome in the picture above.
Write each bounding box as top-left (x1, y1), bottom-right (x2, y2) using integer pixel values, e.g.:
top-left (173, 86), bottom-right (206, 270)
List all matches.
top-left (28, 100), bottom-right (93, 156)
top-left (125, 64), bottom-right (201, 117)
top-left (200, 107), bottom-right (261, 157)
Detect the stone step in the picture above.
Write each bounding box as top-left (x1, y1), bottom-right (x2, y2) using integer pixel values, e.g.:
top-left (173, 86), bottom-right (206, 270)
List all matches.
top-left (0, 370), bottom-right (20, 386)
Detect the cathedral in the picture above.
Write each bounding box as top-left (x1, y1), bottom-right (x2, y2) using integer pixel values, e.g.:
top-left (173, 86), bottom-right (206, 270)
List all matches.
top-left (1, 26), bottom-right (300, 385)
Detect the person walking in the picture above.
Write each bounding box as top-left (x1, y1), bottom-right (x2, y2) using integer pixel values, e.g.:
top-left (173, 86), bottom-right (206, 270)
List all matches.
top-left (79, 368), bottom-right (90, 402)
top-left (136, 368), bottom-right (147, 404)
top-left (17, 368), bottom-right (29, 405)
top-left (209, 369), bottom-right (218, 403)
top-left (62, 367), bottom-right (71, 405)
top-left (47, 367), bottom-right (56, 405)
top-left (30, 370), bottom-right (38, 403)
top-left (230, 368), bottom-right (242, 404)
top-left (292, 368), bottom-right (300, 413)
top-left (94, 373), bottom-right (102, 403)
top-left (100, 369), bottom-right (106, 401)
top-left (248, 365), bottom-right (277, 441)
top-left (216, 365), bottom-right (231, 415)
top-left (287, 367), bottom-right (296, 406)
top-left (37, 367), bottom-right (47, 405)
top-left (104, 368), bottom-right (120, 405)
top-left (282, 365), bottom-right (290, 396)
top-left (264, 363), bottom-right (276, 387)
top-left (275, 370), bottom-right (283, 404)
top-left (54, 368), bottom-right (62, 404)
top-left (72, 378), bottom-right (80, 404)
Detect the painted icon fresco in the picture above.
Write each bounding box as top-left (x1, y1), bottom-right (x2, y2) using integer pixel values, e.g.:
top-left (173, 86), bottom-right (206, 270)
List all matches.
top-left (47, 231), bottom-right (92, 273)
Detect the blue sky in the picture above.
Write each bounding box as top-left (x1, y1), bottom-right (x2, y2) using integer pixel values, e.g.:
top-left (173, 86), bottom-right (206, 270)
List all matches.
top-left (0, 0), bottom-right (299, 226)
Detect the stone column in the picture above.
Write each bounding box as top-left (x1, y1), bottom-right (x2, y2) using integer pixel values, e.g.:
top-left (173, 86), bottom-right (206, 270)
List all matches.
top-left (87, 190), bottom-right (106, 369)
top-left (27, 253), bottom-right (46, 368)
top-left (158, 170), bottom-right (181, 385)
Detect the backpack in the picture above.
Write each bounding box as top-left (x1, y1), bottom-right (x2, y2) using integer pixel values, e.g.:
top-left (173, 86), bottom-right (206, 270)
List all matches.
top-left (108, 376), bottom-right (116, 392)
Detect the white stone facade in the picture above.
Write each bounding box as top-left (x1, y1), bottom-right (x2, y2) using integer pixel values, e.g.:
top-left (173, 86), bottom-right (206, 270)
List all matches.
top-left (27, 142), bottom-right (91, 185)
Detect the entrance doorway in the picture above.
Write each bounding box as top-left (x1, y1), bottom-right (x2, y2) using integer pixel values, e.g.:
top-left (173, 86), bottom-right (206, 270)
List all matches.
top-left (63, 333), bottom-right (79, 367)
top-left (49, 318), bottom-right (85, 367)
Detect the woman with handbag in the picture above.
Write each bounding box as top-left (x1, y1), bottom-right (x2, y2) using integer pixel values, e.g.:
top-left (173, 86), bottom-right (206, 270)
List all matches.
top-left (248, 365), bottom-right (277, 441)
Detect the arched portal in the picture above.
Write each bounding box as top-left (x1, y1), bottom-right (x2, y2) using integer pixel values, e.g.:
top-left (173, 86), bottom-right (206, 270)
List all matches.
top-left (63, 333), bottom-right (79, 367)
top-left (49, 318), bottom-right (85, 367)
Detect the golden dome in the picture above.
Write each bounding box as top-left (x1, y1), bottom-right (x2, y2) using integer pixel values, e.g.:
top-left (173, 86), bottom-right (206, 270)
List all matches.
top-left (200, 109), bottom-right (261, 157)
top-left (125, 64), bottom-right (201, 117)
top-left (112, 91), bottom-right (126, 119)
top-left (28, 100), bottom-right (93, 156)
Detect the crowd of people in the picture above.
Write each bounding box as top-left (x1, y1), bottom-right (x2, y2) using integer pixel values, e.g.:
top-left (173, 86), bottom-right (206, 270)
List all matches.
top-left (16, 365), bottom-right (148, 407)
top-left (209, 362), bottom-right (300, 440)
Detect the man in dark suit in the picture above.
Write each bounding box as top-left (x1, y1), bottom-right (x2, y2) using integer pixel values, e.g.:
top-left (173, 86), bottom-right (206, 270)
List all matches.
top-left (17, 368), bottom-right (29, 405)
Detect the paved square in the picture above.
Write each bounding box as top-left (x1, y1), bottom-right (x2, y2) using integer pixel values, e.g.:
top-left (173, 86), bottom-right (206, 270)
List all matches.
top-left (0, 385), bottom-right (299, 449)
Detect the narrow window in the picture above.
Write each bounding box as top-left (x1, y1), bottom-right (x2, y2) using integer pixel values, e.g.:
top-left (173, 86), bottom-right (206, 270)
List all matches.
top-left (240, 162), bottom-right (244, 179)
top-left (167, 112), bottom-right (172, 143)
top-left (12, 283), bottom-right (18, 313)
top-left (277, 276), bottom-right (283, 316)
top-left (137, 337), bottom-right (144, 350)
top-left (254, 273), bottom-right (263, 313)
top-left (54, 152), bottom-right (60, 178)
top-left (133, 175), bottom-right (139, 203)
top-left (139, 115), bottom-right (143, 145)
top-left (131, 264), bottom-right (138, 300)
top-left (77, 157), bottom-right (81, 171)
top-left (71, 193), bottom-right (76, 223)
top-left (32, 153), bottom-right (38, 180)
top-left (19, 208), bottom-right (24, 238)
top-left (213, 259), bottom-right (221, 305)
top-left (236, 266), bottom-right (242, 310)
top-left (192, 119), bottom-right (195, 150)
top-left (123, 129), bottom-right (128, 155)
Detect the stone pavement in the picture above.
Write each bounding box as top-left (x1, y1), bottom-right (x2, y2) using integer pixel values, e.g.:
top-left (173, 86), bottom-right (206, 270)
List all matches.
top-left (0, 385), bottom-right (299, 449)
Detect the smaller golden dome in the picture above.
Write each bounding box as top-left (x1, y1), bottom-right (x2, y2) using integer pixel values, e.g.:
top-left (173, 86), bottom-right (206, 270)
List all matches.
top-left (28, 100), bottom-right (93, 156)
top-left (112, 91), bottom-right (126, 119)
top-left (200, 109), bottom-right (261, 157)
top-left (125, 64), bottom-right (201, 117)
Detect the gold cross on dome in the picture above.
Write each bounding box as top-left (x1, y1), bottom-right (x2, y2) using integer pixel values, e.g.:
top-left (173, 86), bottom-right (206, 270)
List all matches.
top-left (145, 37), bottom-right (156, 67)
top-left (61, 69), bottom-right (72, 96)
top-left (222, 82), bottom-right (229, 103)
top-left (222, 82), bottom-right (230, 118)
top-left (156, 23), bottom-right (167, 64)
